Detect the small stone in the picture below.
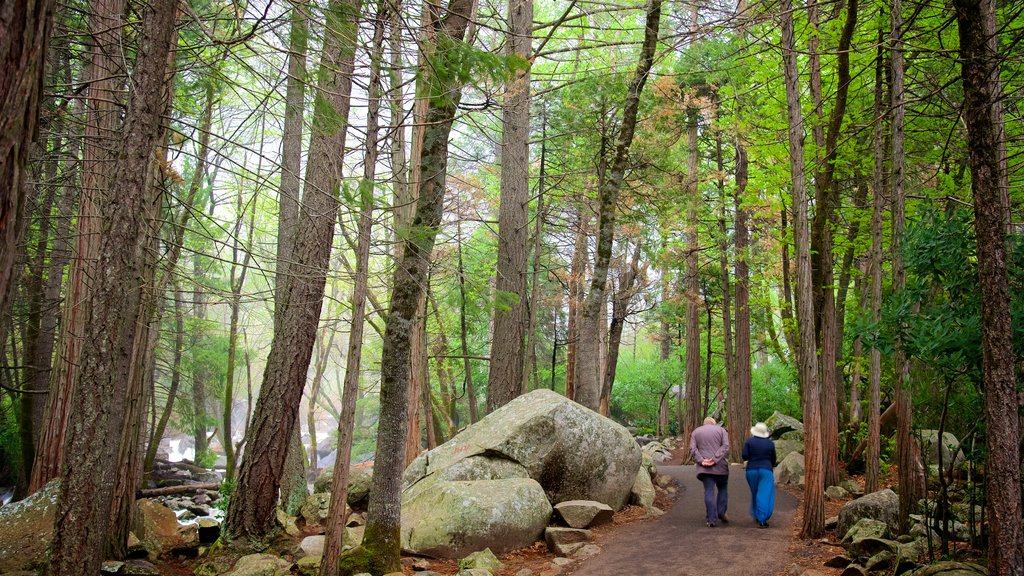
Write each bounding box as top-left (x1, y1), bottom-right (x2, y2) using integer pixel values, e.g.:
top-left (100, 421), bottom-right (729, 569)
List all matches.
top-left (571, 544), bottom-right (601, 560)
top-left (297, 556), bottom-right (322, 576)
top-left (411, 558), bottom-right (432, 571)
top-left (824, 555), bottom-right (852, 568)
top-left (647, 506), bottom-right (665, 518)
top-left (458, 548), bottom-right (503, 573)
top-left (515, 569), bottom-right (534, 576)
top-left (552, 557), bottom-right (574, 567)
top-left (101, 560), bottom-right (125, 574)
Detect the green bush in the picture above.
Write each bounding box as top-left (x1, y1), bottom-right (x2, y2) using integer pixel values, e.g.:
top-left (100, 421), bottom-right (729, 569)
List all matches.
top-left (751, 361), bottom-right (800, 423)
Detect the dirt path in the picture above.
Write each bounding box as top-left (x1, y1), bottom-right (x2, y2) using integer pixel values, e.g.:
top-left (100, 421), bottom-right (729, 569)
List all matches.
top-left (568, 464), bottom-right (798, 576)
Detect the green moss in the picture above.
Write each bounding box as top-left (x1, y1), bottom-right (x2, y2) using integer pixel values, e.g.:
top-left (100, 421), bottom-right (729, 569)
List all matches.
top-left (336, 522), bottom-right (401, 576)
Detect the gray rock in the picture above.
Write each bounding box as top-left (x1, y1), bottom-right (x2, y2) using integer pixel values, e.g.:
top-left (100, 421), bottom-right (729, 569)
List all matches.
top-left (826, 485), bottom-right (850, 500)
top-left (545, 527), bottom-right (592, 556)
top-left (841, 518), bottom-right (889, 545)
top-left (123, 560), bottom-right (161, 576)
top-left (774, 439), bottom-right (805, 462)
top-left (458, 548), bottom-right (503, 573)
top-left (401, 477), bottom-right (551, 558)
top-left (824, 555), bottom-right (852, 568)
top-left (918, 431), bottom-right (963, 469)
top-left (840, 564), bottom-right (867, 576)
top-left (224, 553), bottom-right (292, 576)
top-left (776, 451), bottom-right (805, 486)
top-left (298, 535), bottom-right (324, 558)
top-left (908, 561), bottom-right (988, 576)
top-left (839, 478), bottom-right (863, 496)
top-left (765, 412), bottom-right (804, 438)
top-left (865, 551), bottom-right (895, 572)
top-left (0, 479), bottom-right (59, 573)
top-left (641, 442), bottom-right (672, 463)
top-left (313, 467), bottom-right (373, 509)
top-left (836, 489), bottom-right (900, 540)
top-left (137, 498), bottom-right (196, 559)
top-left (455, 570), bottom-right (492, 576)
top-left (825, 516), bottom-right (839, 530)
top-left (296, 555), bottom-right (321, 576)
top-left (552, 557), bottom-right (574, 567)
top-left (629, 467), bottom-right (655, 509)
top-left (299, 492), bottom-right (332, 527)
top-left (197, 517), bottom-right (220, 544)
top-left (848, 537), bottom-right (899, 563)
top-left (780, 430), bottom-right (804, 442)
top-left (571, 544), bottom-right (601, 560)
top-left (402, 389), bottom-right (641, 511)
top-left (554, 500), bottom-right (613, 528)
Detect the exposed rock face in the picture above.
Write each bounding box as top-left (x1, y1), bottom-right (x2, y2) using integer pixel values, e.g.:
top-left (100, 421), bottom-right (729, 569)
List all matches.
top-left (836, 489), bottom-right (900, 540)
top-left (776, 451), bottom-right (805, 486)
top-left (223, 553), bottom-right (292, 576)
top-left (312, 466), bottom-right (373, 508)
top-left (0, 479), bottom-right (59, 573)
top-left (765, 412), bottom-right (804, 438)
top-left (918, 430), bottom-right (963, 469)
top-left (553, 500), bottom-right (614, 528)
top-left (403, 389), bottom-right (641, 510)
top-left (401, 477), bottom-right (552, 558)
top-left (774, 438), bottom-right (805, 462)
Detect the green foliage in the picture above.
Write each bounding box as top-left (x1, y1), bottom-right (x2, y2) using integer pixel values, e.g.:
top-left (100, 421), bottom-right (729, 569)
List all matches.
top-left (0, 397), bottom-right (22, 486)
top-left (213, 478), bottom-right (235, 512)
top-left (611, 354), bottom-right (681, 433)
top-left (424, 38), bottom-right (527, 106)
top-left (751, 361), bottom-right (800, 423)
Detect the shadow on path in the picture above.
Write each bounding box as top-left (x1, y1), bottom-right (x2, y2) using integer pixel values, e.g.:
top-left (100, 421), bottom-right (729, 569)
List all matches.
top-left (569, 464), bottom-right (798, 576)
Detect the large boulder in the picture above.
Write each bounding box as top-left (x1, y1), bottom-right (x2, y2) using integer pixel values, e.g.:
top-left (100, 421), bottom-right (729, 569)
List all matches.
top-left (312, 466), bottom-right (373, 509)
top-left (776, 451), bottom-right (805, 486)
top-left (403, 389), bottom-right (641, 510)
top-left (401, 478), bottom-right (551, 558)
top-left (224, 553), bottom-right (292, 576)
top-left (836, 489), bottom-right (900, 539)
top-left (137, 498), bottom-right (197, 559)
top-left (909, 562), bottom-right (988, 576)
top-left (765, 412), bottom-right (804, 438)
top-left (774, 438), bottom-right (805, 462)
top-left (0, 479), bottom-right (59, 573)
top-left (918, 431), bottom-right (963, 469)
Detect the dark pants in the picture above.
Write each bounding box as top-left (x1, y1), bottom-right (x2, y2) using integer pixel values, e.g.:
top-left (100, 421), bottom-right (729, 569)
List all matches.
top-left (698, 473), bottom-right (729, 524)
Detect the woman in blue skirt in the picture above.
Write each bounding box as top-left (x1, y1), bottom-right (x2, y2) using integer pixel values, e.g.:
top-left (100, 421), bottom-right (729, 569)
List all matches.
top-left (742, 422), bottom-right (777, 528)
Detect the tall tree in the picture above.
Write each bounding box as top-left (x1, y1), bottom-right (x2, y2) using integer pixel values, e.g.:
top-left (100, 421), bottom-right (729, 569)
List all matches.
top-left (31, 0), bottom-right (125, 493)
top-left (954, 0), bottom-right (1024, 571)
top-left (320, 1), bottom-right (385, 572)
top-left (487, 0), bottom-right (533, 412)
top-left (337, 1), bottom-right (477, 572)
top-left (891, 0), bottom-right (923, 532)
top-left (0, 0), bottom-right (53, 317)
top-left (226, 0), bottom-right (362, 545)
top-left (866, 28), bottom-right (885, 494)
top-left (730, 136), bottom-right (751, 461)
top-left (573, 0), bottom-right (662, 411)
top-left (47, 0), bottom-right (178, 571)
top-left (780, 0), bottom-right (824, 539)
top-left (682, 110), bottom-right (702, 454)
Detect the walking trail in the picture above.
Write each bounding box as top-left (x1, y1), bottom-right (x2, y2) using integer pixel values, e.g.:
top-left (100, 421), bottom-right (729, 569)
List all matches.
top-left (568, 464), bottom-right (799, 576)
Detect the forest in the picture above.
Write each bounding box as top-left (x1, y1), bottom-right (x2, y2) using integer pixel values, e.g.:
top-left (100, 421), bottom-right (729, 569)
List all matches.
top-left (0, 0), bottom-right (1021, 575)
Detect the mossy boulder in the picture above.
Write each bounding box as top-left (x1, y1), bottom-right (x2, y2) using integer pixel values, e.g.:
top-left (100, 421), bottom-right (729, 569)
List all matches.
top-left (0, 480), bottom-right (60, 573)
top-left (401, 477), bottom-right (551, 558)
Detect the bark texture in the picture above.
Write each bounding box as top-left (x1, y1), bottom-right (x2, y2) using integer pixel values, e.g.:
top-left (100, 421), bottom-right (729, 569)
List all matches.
top-left (48, 0), bottom-right (177, 572)
top-left (0, 0), bottom-right (52, 319)
top-left (226, 0), bottom-right (361, 545)
top-left (487, 0), bottom-right (533, 412)
top-left (573, 0), bottom-right (662, 411)
top-left (781, 0), bottom-right (824, 539)
top-left (954, 1), bottom-right (1024, 572)
top-left (341, 2), bottom-right (476, 573)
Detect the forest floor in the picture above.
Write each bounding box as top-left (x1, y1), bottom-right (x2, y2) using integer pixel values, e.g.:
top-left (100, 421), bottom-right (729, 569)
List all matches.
top-left (152, 442), bottom-right (859, 576)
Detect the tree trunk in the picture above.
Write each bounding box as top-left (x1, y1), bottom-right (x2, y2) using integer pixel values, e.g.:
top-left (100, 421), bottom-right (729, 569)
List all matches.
top-left (342, 2), bottom-right (477, 572)
top-left (48, 1), bottom-right (177, 572)
top-left (31, 0), bottom-right (124, 493)
top-left (781, 0), bottom-right (824, 539)
top-left (683, 114), bottom-right (702, 456)
top-left (274, 0), bottom-right (308, 329)
top-left (0, 0), bottom-right (52, 322)
top-left (144, 284), bottom-right (185, 475)
top-left (573, 0), bottom-right (662, 411)
top-left (523, 117), bottom-right (547, 394)
top-left (456, 223), bottom-right (479, 424)
top-left (891, 0), bottom-right (922, 533)
top-left (732, 137), bottom-right (752, 461)
top-left (487, 0), bottom-right (533, 412)
top-left (866, 29), bottom-right (885, 495)
top-left (224, 196), bottom-right (255, 482)
top-left (954, 0), bottom-right (1024, 571)
top-left (601, 242), bottom-right (643, 412)
top-left (565, 209), bottom-right (587, 400)
top-left (226, 0), bottom-right (361, 545)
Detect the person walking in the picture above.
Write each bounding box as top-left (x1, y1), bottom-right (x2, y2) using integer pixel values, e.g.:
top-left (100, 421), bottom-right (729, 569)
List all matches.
top-left (742, 422), bottom-right (777, 528)
top-left (690, 416), bottom-right (730, 527)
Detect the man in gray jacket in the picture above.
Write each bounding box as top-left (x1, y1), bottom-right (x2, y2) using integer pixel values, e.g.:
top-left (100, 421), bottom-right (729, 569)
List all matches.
top-left (690, 416), bottom-right (730, 527)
